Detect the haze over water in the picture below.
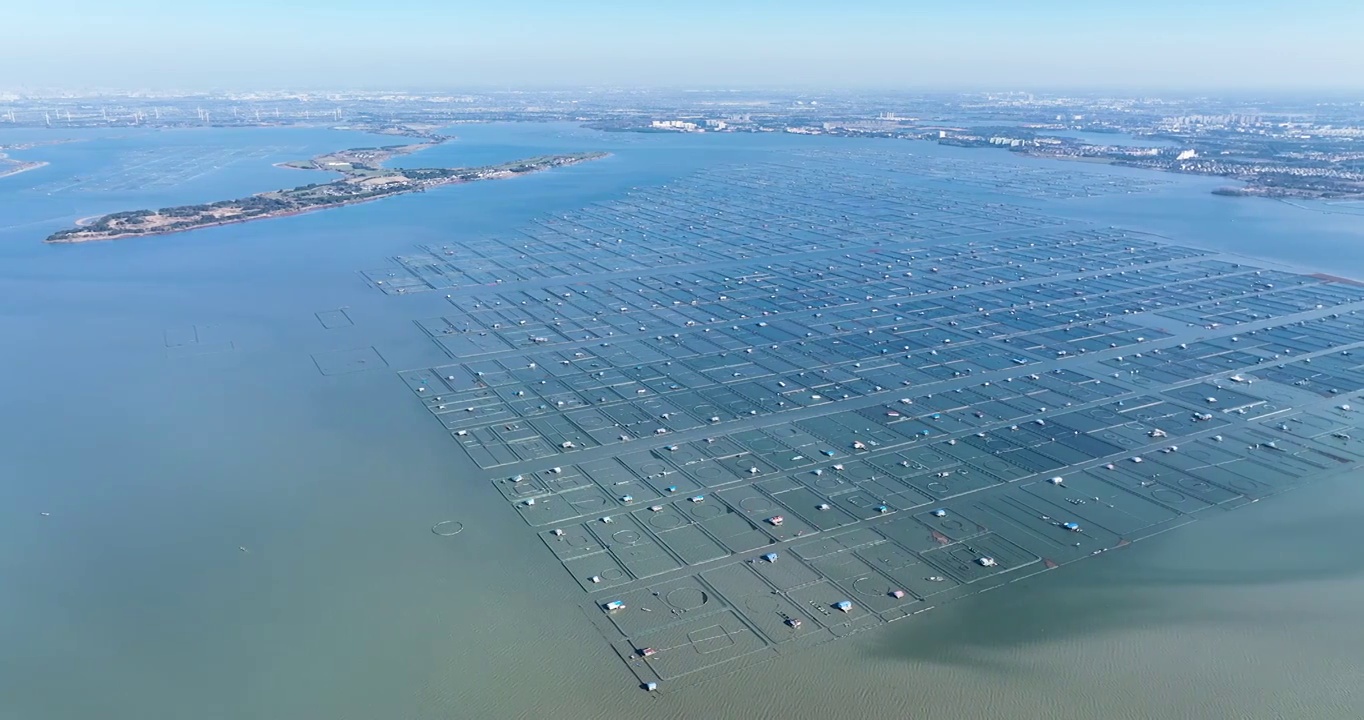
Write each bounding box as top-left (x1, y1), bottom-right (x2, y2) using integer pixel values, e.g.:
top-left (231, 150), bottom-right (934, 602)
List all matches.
top-left (2, 123), bottom-right (1363, 720)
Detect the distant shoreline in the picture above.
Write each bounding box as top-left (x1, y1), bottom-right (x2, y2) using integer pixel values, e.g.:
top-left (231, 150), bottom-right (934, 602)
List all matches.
top-left (57, 196), bottom-right (389, 243)
top-left (46, 151), bottom-right (608, 244)
top-left (0, 159), bottom-right (49, 179)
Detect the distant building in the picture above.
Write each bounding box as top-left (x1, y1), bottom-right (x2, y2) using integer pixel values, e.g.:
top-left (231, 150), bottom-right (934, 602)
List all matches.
top-left (650, 120), bottom-right (700, 132)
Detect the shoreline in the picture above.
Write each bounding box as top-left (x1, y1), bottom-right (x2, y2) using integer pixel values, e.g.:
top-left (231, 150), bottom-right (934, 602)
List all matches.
top-left (270, 136), bottom-right (450, 174)
top-left (53, 199), bottom-right (382, 243)
top-left (50, 132), bottom-right (476, 243)
top-left (46, 156), bottom-right (606, 244)
top-left (0, 160), bottom-right (50, 179)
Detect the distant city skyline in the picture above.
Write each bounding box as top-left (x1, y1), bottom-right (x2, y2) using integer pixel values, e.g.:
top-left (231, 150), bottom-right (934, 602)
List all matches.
top-left (8, 0), bottom-right (1364, 91)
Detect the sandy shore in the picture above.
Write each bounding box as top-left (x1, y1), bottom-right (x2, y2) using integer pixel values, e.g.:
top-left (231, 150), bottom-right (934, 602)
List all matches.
top-left (0, 160), bottom-right (50, 179)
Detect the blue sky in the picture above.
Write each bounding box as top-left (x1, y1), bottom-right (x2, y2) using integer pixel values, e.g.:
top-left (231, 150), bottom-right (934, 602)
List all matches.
top-left (8, 0), bottom-right (1364, 90)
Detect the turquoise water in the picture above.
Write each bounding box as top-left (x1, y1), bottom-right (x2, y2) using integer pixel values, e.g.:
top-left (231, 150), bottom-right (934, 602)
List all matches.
top-left (1, 123), bottom-right (1362, 720)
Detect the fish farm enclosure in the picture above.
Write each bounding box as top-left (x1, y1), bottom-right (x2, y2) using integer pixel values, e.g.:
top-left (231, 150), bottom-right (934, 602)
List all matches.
top-left (363, 149), bottom-right (1364, 691)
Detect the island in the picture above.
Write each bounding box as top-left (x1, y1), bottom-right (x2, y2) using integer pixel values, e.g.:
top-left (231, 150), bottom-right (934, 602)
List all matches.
top-left (45, 137), bottom-right (608, 243)
top-left (0, 155), bottom-right (48, 179)
top-left (1, 138), bottom-right (83, 179)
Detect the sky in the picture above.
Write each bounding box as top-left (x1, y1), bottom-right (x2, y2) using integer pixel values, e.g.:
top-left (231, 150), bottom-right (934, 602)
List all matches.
top-left (7, 0), bottom-right (1364, 91)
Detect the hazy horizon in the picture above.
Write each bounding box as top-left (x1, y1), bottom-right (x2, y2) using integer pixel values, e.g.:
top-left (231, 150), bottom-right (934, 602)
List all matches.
top-left (9, 0), bottom-right (1364, 91)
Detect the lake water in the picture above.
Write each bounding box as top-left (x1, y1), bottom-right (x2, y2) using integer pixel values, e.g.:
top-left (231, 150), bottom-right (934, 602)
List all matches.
top-left (1, 123), bottom-right (1362, 720)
